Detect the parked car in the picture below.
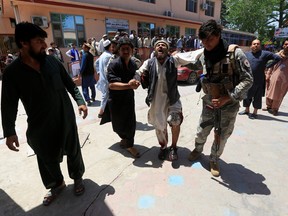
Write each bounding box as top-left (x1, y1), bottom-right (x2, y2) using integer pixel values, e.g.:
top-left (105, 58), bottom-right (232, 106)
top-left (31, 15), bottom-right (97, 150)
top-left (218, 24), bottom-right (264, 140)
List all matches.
top-left (177, 63), bottom-right (203, 84)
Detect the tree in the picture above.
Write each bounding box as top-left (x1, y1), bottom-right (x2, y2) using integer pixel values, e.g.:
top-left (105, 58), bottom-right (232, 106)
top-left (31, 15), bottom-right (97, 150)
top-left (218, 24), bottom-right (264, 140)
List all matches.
top-left (269, 0), bottom-right (288, 28)
top-left (222, 0), bottom-right (280, 40)
top-left (220, 0), bottom-right (228, 26)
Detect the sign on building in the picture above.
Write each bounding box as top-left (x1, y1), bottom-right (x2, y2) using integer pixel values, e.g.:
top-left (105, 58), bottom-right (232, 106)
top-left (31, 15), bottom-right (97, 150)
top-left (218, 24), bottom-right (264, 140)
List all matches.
top-left (274, 28), bottom-right (288, 38)
top-left (106, 18), bottom-right (129, 32)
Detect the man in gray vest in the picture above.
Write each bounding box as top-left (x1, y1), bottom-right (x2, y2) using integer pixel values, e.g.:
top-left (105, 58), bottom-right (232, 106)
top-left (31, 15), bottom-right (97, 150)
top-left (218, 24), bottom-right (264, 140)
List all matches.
top-left (137, 40), bottom-right (196, 161)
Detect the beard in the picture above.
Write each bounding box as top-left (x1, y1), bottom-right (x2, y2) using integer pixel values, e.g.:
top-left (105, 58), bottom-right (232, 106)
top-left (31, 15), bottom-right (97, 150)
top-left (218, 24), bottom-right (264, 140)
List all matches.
top-left (155, 50), bottom-right (168, 60)
top-left (28, 48), bottom-right (47, 63)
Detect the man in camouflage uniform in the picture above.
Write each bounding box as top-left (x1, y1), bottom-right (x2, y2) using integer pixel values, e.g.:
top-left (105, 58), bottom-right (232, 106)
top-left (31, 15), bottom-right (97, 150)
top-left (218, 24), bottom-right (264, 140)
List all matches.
top-left (188, 20), bottom-right (253, 177)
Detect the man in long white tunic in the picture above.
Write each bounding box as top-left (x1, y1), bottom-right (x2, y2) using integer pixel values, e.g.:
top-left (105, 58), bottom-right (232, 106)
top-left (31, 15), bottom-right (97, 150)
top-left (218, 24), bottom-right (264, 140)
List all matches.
top-left (137, 40), bottom-right (202, 160)
top-left (95, 40), bottom-right (113, 117)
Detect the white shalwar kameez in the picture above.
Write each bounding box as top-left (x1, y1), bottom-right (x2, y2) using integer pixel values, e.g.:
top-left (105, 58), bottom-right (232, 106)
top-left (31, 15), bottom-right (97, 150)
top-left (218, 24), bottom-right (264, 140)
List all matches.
top-left (137, 49), bottom-right (204, 146)
top-left (147, 58), bottom-right (182, 146)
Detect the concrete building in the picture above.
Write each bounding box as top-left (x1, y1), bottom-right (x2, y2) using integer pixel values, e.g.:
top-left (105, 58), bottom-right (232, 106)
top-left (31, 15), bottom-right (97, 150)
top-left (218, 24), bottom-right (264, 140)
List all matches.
top-left (0, 0), bottom-right (221, 56)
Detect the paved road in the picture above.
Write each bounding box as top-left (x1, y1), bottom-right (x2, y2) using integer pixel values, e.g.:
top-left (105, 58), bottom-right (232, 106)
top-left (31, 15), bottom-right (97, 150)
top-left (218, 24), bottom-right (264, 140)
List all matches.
top-left (0, 80), bottom-right (288, 216)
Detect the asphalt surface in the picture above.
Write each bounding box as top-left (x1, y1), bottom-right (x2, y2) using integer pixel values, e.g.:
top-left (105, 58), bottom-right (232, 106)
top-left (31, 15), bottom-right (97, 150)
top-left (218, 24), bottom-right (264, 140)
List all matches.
top-left (0, 81), bottom-right (288, 216)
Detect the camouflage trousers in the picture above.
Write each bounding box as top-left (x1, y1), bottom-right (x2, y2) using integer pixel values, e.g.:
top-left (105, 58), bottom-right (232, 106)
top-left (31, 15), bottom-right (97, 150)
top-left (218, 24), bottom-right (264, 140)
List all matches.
top-left (195, 98), bottom-right (239, 161)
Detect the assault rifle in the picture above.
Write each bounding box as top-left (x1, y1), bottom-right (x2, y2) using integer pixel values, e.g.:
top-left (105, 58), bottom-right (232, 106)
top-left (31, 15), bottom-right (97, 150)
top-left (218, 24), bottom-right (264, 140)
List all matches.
top-left (200, 105), bottom-right (221, 157)
top-left (200, 83), bottom-right (222, 159)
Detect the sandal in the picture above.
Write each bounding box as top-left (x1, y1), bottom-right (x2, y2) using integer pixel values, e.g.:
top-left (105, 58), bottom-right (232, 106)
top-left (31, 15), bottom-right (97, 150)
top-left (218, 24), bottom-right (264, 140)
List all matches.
top-left (262, 107), bottom-right (271, 111)
top-left (238, 110), bottom-right (249, 115)
top-left (43, 181), bottom-right (66, 206)
top-left (127, 147), bottom-right (140, 158)
top-left (74, 178), bottom-right (85, 196)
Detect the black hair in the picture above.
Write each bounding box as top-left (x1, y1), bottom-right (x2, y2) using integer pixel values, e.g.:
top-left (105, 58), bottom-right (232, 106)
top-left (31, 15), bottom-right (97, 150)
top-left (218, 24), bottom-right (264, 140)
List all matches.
top-left (111, 38), bottom-right (118, 45)
top-left (119, 31), bottom-right (128, 37)
top-left (117, 37), bottom-right (134, 49)
top-left (282, 38), bottom-right (288, 46)
top-left (15, 22), bottom-right (47, 49)
top-left (198, 19), bottom-right (222, 40)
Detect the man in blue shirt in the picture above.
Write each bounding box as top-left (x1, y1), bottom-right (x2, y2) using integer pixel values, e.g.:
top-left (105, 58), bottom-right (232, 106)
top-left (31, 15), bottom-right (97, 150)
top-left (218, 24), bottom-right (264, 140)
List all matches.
top-left (66, 43), bottom-right (80, 62)
top-left (239, 39), bottom-right (281, 119)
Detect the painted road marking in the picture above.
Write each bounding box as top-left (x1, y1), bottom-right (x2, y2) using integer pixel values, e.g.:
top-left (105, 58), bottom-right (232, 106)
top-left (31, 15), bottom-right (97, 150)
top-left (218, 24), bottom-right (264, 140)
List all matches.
top-left (192, 162), bottom-right (202, 169)
top-left (168, 175), bottom-right (184, 186)
top-left (138, 195), bottom-right (155, 209)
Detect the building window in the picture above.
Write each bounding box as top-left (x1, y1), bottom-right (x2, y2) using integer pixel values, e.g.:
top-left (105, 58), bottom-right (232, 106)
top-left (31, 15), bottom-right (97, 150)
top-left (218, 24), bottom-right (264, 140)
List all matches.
top-left (137, 22), bottom-right (155, 38)
top-left (139, 0), bottom-right (155, 3)
top-left (50, 13), bottom-right (85, 47)
top-left (166, 25), bottom-right (180, 38)
top-left (186, 0), bottom-right (197, 13)
top-left (205, 1), bottom-right (215, 17)
top-left (185, 28), bottom-right (196, 37)
top-left (9, 18), bottom-right (16, 28)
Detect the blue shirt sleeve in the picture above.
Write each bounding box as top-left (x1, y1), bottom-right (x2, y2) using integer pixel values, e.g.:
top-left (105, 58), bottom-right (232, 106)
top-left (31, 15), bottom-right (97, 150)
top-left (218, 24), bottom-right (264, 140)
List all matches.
top-left (265, 51), bottom-right (281, 68)
top-left (80, 53), bottom-right (87, 74)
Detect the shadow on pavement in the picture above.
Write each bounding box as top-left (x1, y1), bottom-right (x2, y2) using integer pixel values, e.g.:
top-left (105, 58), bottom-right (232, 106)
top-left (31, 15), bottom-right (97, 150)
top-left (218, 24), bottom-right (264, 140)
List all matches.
top-left (109, 142), bottom-right (150, 160)
top-left (256, 113), bottom-right (288, 122)
top-left (277, 111), bottom-right (288, 117)
top-left (133, 146), bottom-right (165, 168)
top-left (132, 146), bottom-right (193, 169)
top-left (0, 179), bottom-right (115, 216)
top-left (189, 155), bottom-right (271, 195)
top-left (0, 189), bottom-right (24, 216)
top-left (208, 159), bottom-right (271, 195)
top-left (136, 121), bottom-right (154, 131)
top-left (170, 147), bottom-right (195, 169)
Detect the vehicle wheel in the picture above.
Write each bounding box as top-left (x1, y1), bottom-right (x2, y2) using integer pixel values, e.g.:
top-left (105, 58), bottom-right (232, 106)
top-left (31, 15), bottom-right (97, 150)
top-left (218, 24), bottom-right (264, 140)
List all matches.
top-left (187, 72), bottom-right (197, 84)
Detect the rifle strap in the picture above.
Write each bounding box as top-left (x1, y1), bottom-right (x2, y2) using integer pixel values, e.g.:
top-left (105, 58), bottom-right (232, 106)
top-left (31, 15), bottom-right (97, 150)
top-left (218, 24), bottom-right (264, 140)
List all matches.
top-left (227, 44), bottom-right (239, 73)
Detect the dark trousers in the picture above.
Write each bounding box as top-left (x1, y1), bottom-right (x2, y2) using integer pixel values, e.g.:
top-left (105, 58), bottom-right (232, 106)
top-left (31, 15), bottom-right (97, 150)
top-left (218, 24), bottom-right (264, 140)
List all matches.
top-left (109, 98), bottom-right (136, 148)
top-left (37, 144), bottom-right (85, 189)
top-left (82, 75), bottom-right (96, 102)
top-left (243, 84), bottom-right (263, 109)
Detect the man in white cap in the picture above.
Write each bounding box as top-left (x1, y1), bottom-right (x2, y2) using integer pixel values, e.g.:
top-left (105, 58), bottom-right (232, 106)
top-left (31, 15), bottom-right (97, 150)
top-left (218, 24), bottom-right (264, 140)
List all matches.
top-left (137, 40), bottom-right (195, 161)
top-left (98, 34), bottom-right (108, 55)
top-left (95, 39), bottom-right (113, 117)
top-left (5, 53), bottom-right (15, 65)
top-left (47, 42), bottom-right (64, 62)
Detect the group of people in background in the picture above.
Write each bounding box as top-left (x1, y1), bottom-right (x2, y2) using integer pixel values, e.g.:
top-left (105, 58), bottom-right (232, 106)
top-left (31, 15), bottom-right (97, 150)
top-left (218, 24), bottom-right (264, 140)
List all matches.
top-left (1, 19), bottom-right (288, 207)
top-left (238, 38), bottom-right (288, 118)
top-left (264, 39), bottom-right (288, 115)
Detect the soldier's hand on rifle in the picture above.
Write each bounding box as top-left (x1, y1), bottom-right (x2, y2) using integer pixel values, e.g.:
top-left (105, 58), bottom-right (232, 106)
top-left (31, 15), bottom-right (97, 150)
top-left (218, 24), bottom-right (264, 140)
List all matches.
top-left (212, 95), bottom-right (231, 108)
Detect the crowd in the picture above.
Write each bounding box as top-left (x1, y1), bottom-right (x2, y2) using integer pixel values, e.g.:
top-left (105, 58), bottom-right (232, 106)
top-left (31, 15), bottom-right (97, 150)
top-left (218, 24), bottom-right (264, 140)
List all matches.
top-left (61, 31), bottom-right (203, 65)
top-left (1, 20), bottom-right (288, 207)
top-left (87, 31), bottom-right (202, 56)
